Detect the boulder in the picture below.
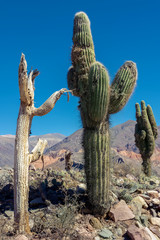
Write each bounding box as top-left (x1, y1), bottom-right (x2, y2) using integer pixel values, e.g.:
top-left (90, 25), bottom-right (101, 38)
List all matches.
top-left (150, 217), bottom-right (160, 227)
top-left (109, 200), bottom-right (135, 222)
top-left (127, 224), bottom-right (151, 240)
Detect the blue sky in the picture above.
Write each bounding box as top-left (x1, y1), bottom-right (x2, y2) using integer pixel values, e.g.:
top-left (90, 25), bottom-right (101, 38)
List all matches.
top-left (0, 0), bottom-right (160, 136)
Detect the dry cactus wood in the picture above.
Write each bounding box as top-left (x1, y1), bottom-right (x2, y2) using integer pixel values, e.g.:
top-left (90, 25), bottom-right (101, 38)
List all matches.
top-left (29, 138), bottom-right (47, 170)
top-left (14, 53), bottom-right (68, 233)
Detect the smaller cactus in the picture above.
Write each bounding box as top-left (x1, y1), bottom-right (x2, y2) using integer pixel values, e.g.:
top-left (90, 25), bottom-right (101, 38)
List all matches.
top-left (135, 100), bottom-right (158, 176)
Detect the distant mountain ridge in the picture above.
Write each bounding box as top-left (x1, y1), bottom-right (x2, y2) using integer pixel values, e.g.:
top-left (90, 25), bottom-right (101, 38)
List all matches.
top-left (1, 120), bottom-right (160, 168)
top-left (0, 133), bottom-right (65, 167)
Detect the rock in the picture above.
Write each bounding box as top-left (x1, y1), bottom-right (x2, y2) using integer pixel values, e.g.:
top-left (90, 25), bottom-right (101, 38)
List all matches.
top-left (76, 183), bottom-right (86, 194)
top-left (115, 227), bottom-right (123, 236)
top-left (98, 228), bottom-right (113, 239)
top-left (130, 199), bottom-right (142, 220)
top-left (4, 210), bottom-right (14, 219)
top-left (14, 235), bottom-right (28, 240)
top-left (89, 217), bottom-right (102, 229)
top-left (140, 194), bottom-right (150, 200)
top-left (109, 200), bottom-right (135, 222)
top-left (150, 209), bottom-right (157, 217)
top-left (150, 226), bottom-right (160, 238)
top-left (126, 174), bottom-right (137, 181)
top-left (116, 178), bottom-right (124, 186)
top-left (29, 218), bottom-right (34, 229)
top-left (0, 168), bottom-right (13, 190)
top-left (127, 224), bottom-right (152, 240)
top-left (152, 198), bottom-right (160, 205)
top-left (132, 196), bottom-right (148, 209)
top-left (150, 217), bottom-right (160, 227)
top-left (30, 197), bottom-right (44, 207)
top-left (147, 191), bottom-right (159, 198)
top-left (144, 227), bottom-right (160, 240)
top-left (95, 237), bottom-right (101, 240)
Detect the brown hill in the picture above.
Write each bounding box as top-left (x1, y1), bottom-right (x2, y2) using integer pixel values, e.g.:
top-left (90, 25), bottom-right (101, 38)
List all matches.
top-left (2, 120), bottom-right (160, 172)
top-left (41, 120), bottom-right (160, 173)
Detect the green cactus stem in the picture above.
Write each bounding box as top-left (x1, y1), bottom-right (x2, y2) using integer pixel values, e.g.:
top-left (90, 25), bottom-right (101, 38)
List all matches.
top-left (68, 11), bottom-right (138, 215)
top-left (109, 61), bottom-right (137, 114)
top-left (135, 100), bottom-right (158, 177)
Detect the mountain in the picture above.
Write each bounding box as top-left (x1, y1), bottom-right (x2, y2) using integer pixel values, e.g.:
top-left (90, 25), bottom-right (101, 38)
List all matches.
top-left (1, 120), bottom-right (160, 172)
top-left (0, 133), bottom-right (65, 167)
top-left (41, 120), bottom-right (138, 169)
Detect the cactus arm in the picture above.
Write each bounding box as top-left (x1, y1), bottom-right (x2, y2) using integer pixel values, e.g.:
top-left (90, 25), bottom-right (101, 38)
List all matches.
top-left (32, 88), bottom-right (68, 116)
top-left (135, 103), bottom-right (142, 126)
top-left (109, 61), bottom-right (137, 114)
top-left (87, 62), bottom-right (110, 125)
top-left (147, 105), bottom-right (158, 139)
top-left (29, 138), bottom-right (48, 164)
top-left (141, 101), bottom-right (155, 157)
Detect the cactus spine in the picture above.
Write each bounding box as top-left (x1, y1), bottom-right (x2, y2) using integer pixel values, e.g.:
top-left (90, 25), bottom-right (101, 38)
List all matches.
top-left (68, 12), bottom-right (138, 215)
top-left (135, 100), bottom-right (158, 177)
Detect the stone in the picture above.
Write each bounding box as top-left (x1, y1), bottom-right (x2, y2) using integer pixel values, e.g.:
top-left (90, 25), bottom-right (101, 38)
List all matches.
top-left (150, 209), bottom-right (157, 217)
top-left (130, 199), bottom-right (142, 220)
top-left (115, 227), bottom-right (123, 236)
top-left (132, 196), bottom-right (148, 208)
top-left (116, 178), bottom-right (124, 186)
top-left (140, 194), bottom-right (150, 200)
top-left (147, 191), bottom-right (159, 198)
top-left (29, 219), bottom-right (34, 229)
top-left (98, 228), bottom-right (113, 239)
top-left (30, 197), bottom-right (44, 207)
top-left (150, 226), bottom-right (160, 238)
top-left (4, 210), bottom-right (14, 219)
top-left (109, 200), bottom-right (135, 222)
top-left (95, 237), bottom-right (101, 240)
top-left (89, 217), bottom-right (102, 229)
top-left (127, 224), bottom-right (152, 240)
top-left (150, 217), bottom-right (160, 227)
top-left (152, 198), bottom-right (160, 205)
top-left (14, 235), bottom-right (28, 240)
top-left (126, 174), bottom-right (137, 181)
top-left (76, 183), bottom-right (86, 194)
top-left (144, 227), bottom-right (160, 240)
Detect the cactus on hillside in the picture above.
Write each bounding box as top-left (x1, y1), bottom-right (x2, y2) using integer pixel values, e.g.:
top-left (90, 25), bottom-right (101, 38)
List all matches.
top-left (135, 100), bottom-right (158, 177)
top-left (68, 12), bottom-right (138, 215)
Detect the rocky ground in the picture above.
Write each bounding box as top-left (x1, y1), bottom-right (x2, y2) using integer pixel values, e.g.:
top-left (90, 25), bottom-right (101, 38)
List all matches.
top-left (0, 165), bottom-right (160, 240)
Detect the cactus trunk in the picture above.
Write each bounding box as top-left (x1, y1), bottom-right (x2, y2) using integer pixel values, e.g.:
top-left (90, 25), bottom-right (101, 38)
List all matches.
top-left (14, 103), bottom-right (31, 233)
top-left (142, 156), bottom-right (151, 177)
top-left (84, 120), bottom-right (110, 215)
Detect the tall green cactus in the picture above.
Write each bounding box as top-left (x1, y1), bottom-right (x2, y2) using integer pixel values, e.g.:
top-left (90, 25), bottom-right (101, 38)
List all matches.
top-left (68, 12), bottom-right (138, 215)
top-left (135, 100), bottom-right (158, 177)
